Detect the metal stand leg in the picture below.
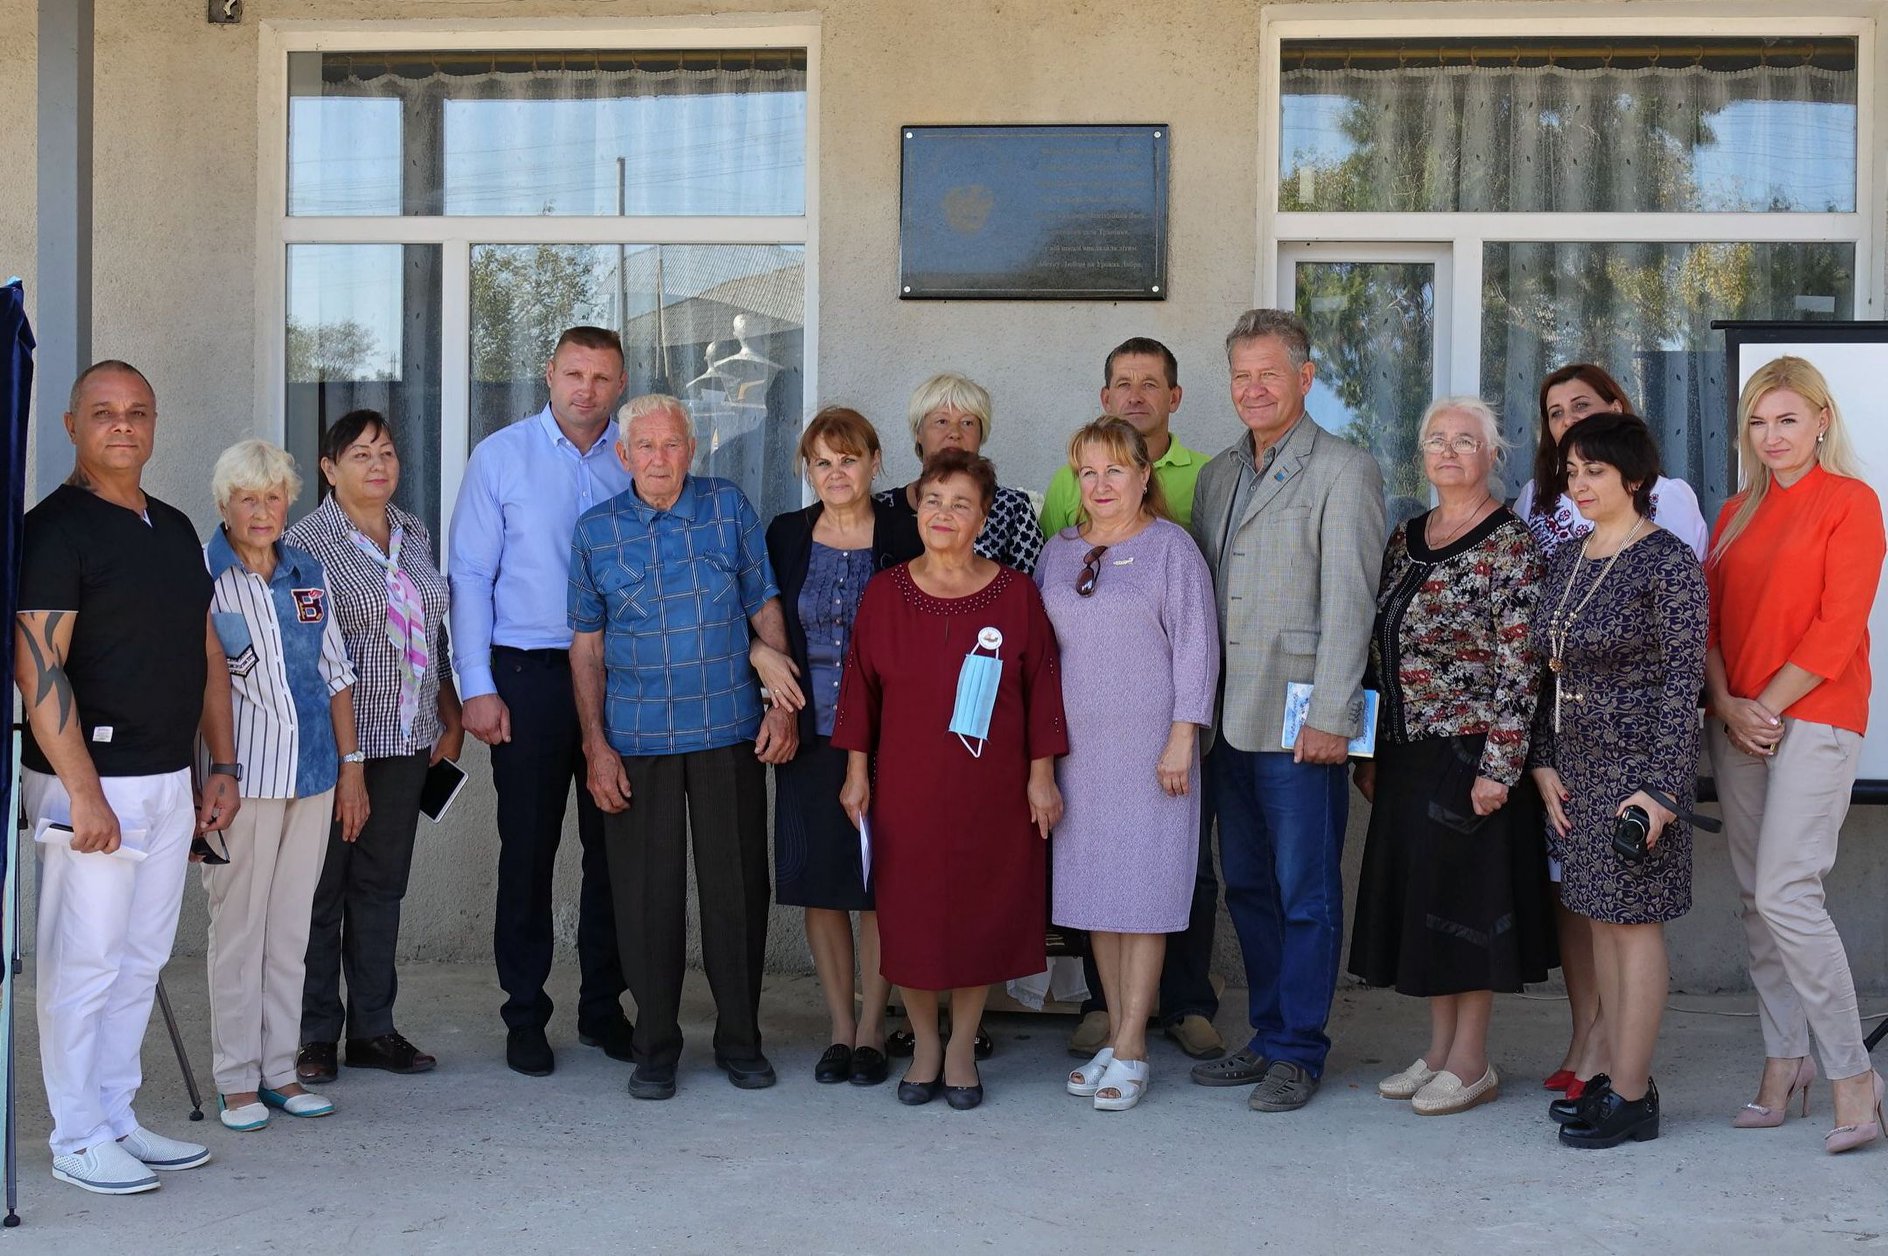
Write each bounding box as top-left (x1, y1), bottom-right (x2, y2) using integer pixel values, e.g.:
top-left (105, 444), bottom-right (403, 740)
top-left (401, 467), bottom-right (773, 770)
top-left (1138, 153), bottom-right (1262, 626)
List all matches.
top-left (152, 979), bottom-right (204, 1122)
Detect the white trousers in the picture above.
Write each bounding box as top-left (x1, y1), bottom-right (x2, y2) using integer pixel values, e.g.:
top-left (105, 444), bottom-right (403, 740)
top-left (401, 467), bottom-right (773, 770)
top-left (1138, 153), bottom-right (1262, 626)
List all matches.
top-left (23, 768), bottom-right (195, 1155)
top-left (201, 793), bottom-right (331, 1093)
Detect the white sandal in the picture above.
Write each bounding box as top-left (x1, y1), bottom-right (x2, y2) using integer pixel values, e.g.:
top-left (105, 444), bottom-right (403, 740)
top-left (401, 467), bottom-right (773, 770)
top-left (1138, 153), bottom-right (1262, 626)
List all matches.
top-left (1067, 1047), bottom-right (1115, 1096)
top-left (1093, 1057), bottom-right (1149, 1111)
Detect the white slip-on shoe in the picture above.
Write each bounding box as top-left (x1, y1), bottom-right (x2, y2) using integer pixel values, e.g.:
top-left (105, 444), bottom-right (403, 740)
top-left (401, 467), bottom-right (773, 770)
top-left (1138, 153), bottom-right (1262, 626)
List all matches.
top-left (261, 1087), bottom-right (335, 1118)
top-left (1093, 1057), bottom-right (1150, 1111)
top-left (1378, 1057), bottom-right (1441, 1100)
top-left (119, 1125), bottom-right (212, 1170)
top-left (218, 1096), bottom-right (271, 1132)
top-left (1068, 1047), bottom-right (1116, 1096)
top-left (52, 1141), bottom-right (160, 1194)
top-left (1412, 1064), bottom-right (1501, 1116)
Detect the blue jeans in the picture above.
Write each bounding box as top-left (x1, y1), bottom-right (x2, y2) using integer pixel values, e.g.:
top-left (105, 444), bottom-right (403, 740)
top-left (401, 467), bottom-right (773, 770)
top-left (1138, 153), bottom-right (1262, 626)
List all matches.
top-left (1214, 743), bottom-right (1348, 1077)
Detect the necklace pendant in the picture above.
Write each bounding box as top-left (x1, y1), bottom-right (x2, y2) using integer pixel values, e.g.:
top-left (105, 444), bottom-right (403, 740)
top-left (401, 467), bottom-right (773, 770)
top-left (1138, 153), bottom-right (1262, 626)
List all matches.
top-left (1547, 657), bottom-right (1562, 674)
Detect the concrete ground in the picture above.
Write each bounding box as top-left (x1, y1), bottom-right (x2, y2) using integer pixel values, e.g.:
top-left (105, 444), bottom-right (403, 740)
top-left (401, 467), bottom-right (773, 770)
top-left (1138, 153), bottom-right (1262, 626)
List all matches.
top-left (1, 964), bottom-right (1884, 1255)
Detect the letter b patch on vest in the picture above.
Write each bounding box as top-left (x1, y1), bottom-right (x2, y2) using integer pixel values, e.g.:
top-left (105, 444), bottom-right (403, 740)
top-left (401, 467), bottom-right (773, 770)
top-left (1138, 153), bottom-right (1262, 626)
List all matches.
top-left (292, 588), bottom-right (327, 623)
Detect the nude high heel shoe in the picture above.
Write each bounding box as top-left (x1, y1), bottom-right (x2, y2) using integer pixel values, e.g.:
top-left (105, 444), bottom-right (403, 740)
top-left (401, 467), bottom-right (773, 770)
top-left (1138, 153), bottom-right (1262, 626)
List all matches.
top-left (1825, 1070), bottom-right (1885, 1155)
top-left (1732, 1056), bottom-right (1816, 1128)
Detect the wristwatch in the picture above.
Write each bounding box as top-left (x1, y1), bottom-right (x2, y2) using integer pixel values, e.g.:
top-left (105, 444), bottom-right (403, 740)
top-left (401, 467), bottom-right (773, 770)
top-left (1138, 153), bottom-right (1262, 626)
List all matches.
top-left (341, 751), bottom-right (367, 765)
top-left (209, 762), bottom-right (243, 782)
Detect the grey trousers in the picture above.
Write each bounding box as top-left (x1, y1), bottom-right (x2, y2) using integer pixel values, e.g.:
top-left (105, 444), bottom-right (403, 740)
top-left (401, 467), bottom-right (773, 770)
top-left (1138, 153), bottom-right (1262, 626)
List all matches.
top-left (1708, 718), bottom-right (1869, 1081)
top-left (606, 743), bottom-right (770, 1068)
top-left (300, 753), bottom-right (428, 1043)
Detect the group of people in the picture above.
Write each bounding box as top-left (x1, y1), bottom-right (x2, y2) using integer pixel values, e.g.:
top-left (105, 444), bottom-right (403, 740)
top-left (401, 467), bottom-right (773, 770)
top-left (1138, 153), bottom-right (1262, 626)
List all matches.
top-left (9, 308), bottom-right (1883, 1195)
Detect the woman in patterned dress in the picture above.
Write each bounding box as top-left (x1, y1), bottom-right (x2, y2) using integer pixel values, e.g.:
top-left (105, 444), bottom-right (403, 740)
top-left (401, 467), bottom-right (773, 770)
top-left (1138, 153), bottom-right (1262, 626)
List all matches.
top-left (1350, 396), bottom-right (1552, 1117)
top-left (1527, 413), bottom-right (1708, 1148)
top-left (1036, 418), bottom-right (1219, 1111)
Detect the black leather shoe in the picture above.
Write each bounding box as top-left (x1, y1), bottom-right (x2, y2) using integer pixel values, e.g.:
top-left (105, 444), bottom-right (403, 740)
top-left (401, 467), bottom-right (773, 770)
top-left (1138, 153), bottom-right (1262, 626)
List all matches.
top-left (973, 1029), bottom-right (995, 1061)
top-left (1560, 1081), bottom-right (1660, 1149)
top-left (577, 1015), bottom-right (636, 1064)
top-left (897, 1074), bottom-right (943, 1106)
top-left (505, 1026), bottom-right (555, 1077)
top-left (629, 1061), bottom-right (677, 1100)
top-left (346, 1032), bottom-right (437, 1074)
top-left (717, 1055), bottom-right (778, 1090)
top-left (296, 1042), bottom-right (338, 1084)
top-left (945, 1066), bottom-right (984, 1110)
top-left (814, 1044), bottom-right (854, 1084)
top-left (885, 1030), bottom-right (915, 1058)
top-left (1549, 1073), bottom-right (1611, 1125)
top-left (849, 1046), bottom-right (890, 1086)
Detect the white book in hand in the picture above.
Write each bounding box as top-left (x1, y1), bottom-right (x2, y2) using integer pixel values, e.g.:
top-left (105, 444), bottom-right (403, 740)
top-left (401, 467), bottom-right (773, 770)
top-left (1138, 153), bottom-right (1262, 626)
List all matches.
top-left (1281, 682), bottom-right (1379, 758)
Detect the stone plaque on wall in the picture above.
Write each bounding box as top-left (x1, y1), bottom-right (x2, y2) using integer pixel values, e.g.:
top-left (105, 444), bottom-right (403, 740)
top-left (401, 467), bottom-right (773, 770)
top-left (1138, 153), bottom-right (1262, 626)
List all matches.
top-left (898, 125), bottom-right (1170, 300)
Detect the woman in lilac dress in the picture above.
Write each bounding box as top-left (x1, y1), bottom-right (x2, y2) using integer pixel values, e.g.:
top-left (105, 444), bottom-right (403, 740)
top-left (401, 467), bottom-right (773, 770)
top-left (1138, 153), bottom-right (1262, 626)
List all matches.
top-left (1035, 417), bottom-right (1218, 1111)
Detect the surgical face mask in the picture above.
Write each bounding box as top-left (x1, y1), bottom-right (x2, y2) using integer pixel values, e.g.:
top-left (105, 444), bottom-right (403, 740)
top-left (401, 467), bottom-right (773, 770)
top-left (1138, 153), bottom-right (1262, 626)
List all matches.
top-left (950, 645), bottom-right (1003, 757)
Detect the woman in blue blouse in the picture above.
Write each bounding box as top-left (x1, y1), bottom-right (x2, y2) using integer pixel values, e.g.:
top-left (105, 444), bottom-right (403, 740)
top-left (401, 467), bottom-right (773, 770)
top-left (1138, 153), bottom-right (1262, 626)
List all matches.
top-left (763, 408), bottom-right (902, 1086)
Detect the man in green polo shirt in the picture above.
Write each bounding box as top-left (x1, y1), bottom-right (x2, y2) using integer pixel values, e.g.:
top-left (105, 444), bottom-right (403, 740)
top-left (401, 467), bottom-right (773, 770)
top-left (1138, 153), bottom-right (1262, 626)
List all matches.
top-left (1039, 337), bottom-right (1204, 534)
top-left (1041, 337), bottom-right (1226, 1064)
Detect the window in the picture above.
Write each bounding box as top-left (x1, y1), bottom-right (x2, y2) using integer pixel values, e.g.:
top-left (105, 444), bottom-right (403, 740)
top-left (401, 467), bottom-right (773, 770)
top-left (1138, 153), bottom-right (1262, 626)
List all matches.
top-left (263, 26), bottom-right (816, 537)
top-left (1265, 20), bottom-right (1874, 517)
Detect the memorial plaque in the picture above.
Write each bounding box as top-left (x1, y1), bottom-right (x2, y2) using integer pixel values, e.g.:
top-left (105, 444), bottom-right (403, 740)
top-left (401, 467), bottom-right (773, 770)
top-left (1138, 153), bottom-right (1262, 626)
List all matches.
top-left (899, 125), bottom-right (1169, 300)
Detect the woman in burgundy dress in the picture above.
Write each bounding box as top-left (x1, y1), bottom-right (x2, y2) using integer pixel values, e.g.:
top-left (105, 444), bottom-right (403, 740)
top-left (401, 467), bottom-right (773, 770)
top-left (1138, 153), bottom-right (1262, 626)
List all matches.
top-left (834, 450), bottom-right (1068, 1111)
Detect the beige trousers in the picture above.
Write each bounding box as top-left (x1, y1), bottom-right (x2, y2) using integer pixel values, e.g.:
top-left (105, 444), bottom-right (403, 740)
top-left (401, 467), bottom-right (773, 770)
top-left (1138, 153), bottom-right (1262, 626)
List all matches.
top-left (1708, 718), bottom-right (1868, 1081)
top-left (201, 792), bottom-right (333, 1093)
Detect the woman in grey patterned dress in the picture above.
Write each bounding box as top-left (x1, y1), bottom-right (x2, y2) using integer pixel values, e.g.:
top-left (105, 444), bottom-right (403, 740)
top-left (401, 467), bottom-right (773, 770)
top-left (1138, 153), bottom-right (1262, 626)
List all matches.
top-left (1528, 414), bottom-right (1708, 1149)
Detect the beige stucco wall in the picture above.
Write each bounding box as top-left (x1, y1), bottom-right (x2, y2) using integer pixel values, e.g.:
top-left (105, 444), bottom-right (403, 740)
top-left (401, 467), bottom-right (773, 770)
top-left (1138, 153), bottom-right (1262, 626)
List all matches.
top-left (3, 0), bottom-right (1887, 997)
top-left (1, 0), bottom-right (35, 468)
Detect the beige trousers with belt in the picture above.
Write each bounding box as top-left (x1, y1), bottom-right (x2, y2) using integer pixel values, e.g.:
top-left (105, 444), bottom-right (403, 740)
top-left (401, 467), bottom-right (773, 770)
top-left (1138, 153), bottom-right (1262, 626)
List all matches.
top-left (1707, 718), bottom-right (1868, 1081)
top-left (201, 792), bottom-right (333, 1093)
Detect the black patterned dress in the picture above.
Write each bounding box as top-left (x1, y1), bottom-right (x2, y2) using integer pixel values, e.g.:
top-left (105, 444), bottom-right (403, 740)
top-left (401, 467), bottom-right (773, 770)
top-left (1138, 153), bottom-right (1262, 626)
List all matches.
top-left (1528, 528), bottom-right (1708, 924)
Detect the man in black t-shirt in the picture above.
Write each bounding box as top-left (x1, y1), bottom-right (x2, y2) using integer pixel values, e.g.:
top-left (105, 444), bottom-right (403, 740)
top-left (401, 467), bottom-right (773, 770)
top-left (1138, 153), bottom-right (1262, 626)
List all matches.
top-left (12, 361), bottom-right (241, 1195)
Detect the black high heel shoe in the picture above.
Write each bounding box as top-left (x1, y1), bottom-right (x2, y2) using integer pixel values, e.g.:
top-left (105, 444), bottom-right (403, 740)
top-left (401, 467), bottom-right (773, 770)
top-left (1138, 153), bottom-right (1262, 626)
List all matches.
top-left (1549, 1073), bottom-right (1611, 1125)
top-left (945, 1065), bottom-right (984, 1111)
top-left (1559, 1080), bottom-right (1660, 1148)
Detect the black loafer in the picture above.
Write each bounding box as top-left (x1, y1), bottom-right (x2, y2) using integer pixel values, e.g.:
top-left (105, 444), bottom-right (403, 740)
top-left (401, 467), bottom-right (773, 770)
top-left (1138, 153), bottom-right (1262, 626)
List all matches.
top-left (346, 1032), bottom-right (437, 1074)
top-left (815, 1044), bottom-right (854, 1084)
top-left (505, 1026), bottom-right (555, 1077)
top-left (1549, 1074), bottom-right (1611, 1125)
top-left (945, 1066), bottom-right (984, 1110)
top-left (897, 1075), bottom-right (943, 1106)
top-left (717, 1055), bottom-right (778, 1090)
top-left (296, 1041), bottom-right (338, 1084)
top-left (629, 1061), bottom-right (677, 1100)
top-left (577, 1015), bottom-right (636, 1064)
top-left (849, 1046), bottom-right (890, 1086)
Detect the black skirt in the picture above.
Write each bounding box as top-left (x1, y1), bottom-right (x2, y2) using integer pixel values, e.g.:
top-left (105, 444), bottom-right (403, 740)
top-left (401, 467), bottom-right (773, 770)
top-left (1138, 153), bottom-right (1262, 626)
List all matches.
top-left (1348, 733), bottom-right (1556, 997)
top-left (773, 735), bottom-right (873, 911)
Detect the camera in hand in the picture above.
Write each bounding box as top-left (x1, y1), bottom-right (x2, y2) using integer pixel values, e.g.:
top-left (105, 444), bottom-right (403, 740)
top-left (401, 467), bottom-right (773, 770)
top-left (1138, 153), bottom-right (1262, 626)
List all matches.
top-left (1612, 805), bottom-right (1651, 864)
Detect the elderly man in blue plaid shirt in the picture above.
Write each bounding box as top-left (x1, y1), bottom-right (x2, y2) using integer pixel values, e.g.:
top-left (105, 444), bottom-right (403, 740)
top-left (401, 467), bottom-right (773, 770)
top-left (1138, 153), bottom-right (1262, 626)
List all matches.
top-left (569, 393), bottom-right (801, 1101)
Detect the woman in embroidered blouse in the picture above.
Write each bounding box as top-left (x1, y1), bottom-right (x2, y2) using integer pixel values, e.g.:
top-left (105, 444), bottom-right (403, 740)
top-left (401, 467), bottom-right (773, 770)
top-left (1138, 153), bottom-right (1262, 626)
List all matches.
top-left (1706, 357), bottom-right (1886, 1153)
top-left (873, 373), bottom-right (1045, 575)
top-left (283, 410), bottom-right (462, 1084)
top-left (762, 407), bottom-right (901, 1088)
top-left (1349, 396), bottom-right (1551, 1118)
top-left (1514, 362), bottom-right (1709, 1100)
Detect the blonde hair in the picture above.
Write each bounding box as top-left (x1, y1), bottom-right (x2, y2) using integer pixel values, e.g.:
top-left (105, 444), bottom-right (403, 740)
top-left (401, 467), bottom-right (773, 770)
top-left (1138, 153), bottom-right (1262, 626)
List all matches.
top-left (1710, 356), bottom-right (1864, 564)
top-left (906, 373), bottom-right (992, 456)
top-left (211, 439), bottom-right (302, 510)
top-left (1065, 416), bottom-right (1170, 525)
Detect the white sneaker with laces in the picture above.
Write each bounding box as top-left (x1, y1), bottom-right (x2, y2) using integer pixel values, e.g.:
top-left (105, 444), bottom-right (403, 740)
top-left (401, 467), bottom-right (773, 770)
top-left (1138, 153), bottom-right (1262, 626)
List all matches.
top-left (118, 1125), bottom-right (212, 1170)
top-left (51, 1141), bottom-right (160, 1195)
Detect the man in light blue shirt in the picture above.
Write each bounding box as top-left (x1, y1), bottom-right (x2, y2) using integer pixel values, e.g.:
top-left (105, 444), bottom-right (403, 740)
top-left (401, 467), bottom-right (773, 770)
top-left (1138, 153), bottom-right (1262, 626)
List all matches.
top-left (448, 325), bottom-right (635, 1078)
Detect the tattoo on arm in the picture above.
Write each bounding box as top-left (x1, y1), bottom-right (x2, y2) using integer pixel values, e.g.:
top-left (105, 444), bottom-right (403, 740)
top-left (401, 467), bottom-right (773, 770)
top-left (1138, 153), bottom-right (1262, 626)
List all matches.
top-left (20, 612), bottom-right (76, 733)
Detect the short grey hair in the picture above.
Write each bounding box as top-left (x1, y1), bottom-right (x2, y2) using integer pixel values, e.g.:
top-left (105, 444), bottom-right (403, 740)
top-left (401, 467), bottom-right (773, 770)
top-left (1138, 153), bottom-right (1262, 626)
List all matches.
top-left (212, 439), bottom-right (302, 510)
top-left (1225, 309), bottom-right (1312, 371)
top-left (907, 373), bottom-right (993, 447)
top-left (1419, 395), bottom-right (1508, 463)
top-left (618, 393), bottom-right (693, 440)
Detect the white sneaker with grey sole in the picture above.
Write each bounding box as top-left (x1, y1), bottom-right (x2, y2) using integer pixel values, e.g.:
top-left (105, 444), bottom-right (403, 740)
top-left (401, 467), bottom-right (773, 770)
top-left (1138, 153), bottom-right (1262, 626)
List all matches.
top-left (118, 1125), bottom-right (212, 1170)
top-left (52, 1141), bottom-right (160, 1194)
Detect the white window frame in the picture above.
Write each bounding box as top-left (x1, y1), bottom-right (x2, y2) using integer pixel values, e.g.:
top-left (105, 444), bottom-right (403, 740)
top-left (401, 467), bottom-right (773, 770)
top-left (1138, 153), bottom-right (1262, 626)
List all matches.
top-left (1257, 3), bottom-right (1884, 400)
top-left (253, 15), bottom-right (821, 535)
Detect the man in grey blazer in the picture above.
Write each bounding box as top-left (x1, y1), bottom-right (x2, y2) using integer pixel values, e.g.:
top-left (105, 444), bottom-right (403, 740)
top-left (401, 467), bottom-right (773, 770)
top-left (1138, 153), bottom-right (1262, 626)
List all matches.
top-left (1187, 309), bottom-right (1386, 1112)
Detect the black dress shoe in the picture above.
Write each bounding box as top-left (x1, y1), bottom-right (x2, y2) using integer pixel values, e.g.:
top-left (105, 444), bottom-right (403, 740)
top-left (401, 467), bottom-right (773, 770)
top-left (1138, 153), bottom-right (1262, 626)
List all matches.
top-left (973, 1029), bottom-right (994, 1061)
top-left (886, 1030), bottom-right (915, 1058)
top-left (849, 1046), bottom-right (890, 1087)
top-left (577, 1015), bottom-right (636, 1064)
top-left (629, 1061), bottom-right (677, 1100)
top-left (346, 1032), bottom-right (437, 1074)
top-left (717, 1055), bottom-right (778, 1090)
top-left (1549, 1073), bottom-right (1611, 1125)
top-left (815, 1044), bottom-right (854, 1084)
top-left (897, 1074), bottom-right (943, 1106)
top-left (296, 1042), bottom-right (338, 1084)
top-left (945, 1066), bottom-right (985, 1110)
top-left (505, 1026), bottom-right (555, 1077)
top-left (1560, 1081), bottom-right (1660, 1149)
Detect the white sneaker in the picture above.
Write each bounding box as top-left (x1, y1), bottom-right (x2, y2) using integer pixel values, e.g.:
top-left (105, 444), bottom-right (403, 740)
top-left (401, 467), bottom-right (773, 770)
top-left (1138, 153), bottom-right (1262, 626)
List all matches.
top-left (118, 1125), bottom-right (212, 1170)
top-left (51, 1141), bottom-right (160, 1195)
